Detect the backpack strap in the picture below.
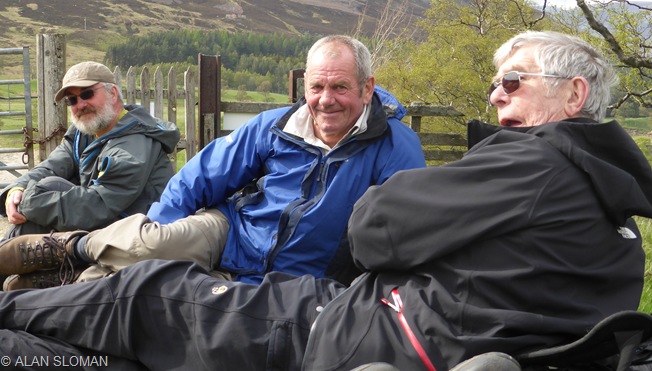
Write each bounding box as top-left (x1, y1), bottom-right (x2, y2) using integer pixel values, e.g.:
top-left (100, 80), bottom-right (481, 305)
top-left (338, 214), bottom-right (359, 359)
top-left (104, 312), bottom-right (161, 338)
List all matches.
top-left (517, 311), bottom-right (652, 370)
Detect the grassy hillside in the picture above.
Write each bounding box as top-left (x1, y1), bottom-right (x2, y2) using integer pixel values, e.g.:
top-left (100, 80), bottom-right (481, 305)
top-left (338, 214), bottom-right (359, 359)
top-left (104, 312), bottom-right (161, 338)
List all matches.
top-left (0, 0), bottom-right (427, 78)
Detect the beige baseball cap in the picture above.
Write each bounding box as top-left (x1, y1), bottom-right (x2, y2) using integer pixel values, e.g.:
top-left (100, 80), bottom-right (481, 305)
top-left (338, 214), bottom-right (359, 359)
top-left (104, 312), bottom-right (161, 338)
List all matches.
top-left (54, 61), bottom-right (115, 102)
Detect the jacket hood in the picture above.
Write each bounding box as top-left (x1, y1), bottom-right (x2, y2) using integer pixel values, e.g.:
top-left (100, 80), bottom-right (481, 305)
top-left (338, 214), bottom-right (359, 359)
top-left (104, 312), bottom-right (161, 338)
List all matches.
top-left (110, 105), bottom-right (180, 153)
top-left (373, 85), bottom-right (407, 120)
top-left (467, 118), bottom-right (652, 224)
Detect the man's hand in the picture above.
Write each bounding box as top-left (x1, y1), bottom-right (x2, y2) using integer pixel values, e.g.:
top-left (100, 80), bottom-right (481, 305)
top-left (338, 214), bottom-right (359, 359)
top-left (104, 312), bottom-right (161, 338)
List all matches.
top-left (6, 189), bottom-right (27, 225)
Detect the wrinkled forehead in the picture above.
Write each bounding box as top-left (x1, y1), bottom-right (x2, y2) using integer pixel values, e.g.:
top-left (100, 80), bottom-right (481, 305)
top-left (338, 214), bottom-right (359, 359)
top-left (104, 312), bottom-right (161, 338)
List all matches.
top-left (494, 46), bottom-right (540, 78)
top-left (494, 38), bottom-right (542, 68)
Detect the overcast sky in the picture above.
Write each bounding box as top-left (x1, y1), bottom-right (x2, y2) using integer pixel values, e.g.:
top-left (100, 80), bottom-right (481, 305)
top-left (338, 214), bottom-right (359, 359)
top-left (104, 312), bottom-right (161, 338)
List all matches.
top-left (532, 0), bottom-right (574, 8)
top-left (532, 0), bottom-right (650, 9)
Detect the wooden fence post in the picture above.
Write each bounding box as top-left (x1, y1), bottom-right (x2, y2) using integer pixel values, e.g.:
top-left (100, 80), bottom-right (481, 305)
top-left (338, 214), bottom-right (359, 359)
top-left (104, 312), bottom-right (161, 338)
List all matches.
top-left (140, 66), bottom-right (150, 111)
top-left (198, 54), bottom-right (220, 148)
top-left (167, 66), bottom-right (177, 125)
top-left (153, 66), bottom-right (164, 119)
top-left (408, 102), bottom-right (423, 133)
top-left (36, 33), bottom-right (66, 162)
top-left (126, 67), bottom-right (136, 105)
top-left (184, 67), bottom-right (197, 160)
top-left (112, 66), bottom-right (122, 94)
top-left (289, 69), bottom-right (305, 103)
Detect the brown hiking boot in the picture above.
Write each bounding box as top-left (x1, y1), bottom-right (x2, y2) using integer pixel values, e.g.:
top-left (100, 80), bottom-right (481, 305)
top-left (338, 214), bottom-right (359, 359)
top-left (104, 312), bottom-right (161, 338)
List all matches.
top-left (0, 231), bottom-right (88, 276)
top-left (2, 269), bottom-right (69, 291)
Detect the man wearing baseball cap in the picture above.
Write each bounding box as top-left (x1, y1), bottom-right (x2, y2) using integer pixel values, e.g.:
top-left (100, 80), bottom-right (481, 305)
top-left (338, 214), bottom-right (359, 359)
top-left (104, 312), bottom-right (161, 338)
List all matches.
top-left (54, 61), bottom-right (117, 102)
top-left (0, 61), bottom-right (180, 288)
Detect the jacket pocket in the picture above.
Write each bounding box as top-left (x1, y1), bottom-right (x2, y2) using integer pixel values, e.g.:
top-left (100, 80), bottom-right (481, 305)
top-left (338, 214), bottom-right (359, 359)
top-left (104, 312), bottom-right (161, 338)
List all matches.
top-left (267, 320), bottom-right (304, 371)
top-left (234, 177), bottom-right (265, 212)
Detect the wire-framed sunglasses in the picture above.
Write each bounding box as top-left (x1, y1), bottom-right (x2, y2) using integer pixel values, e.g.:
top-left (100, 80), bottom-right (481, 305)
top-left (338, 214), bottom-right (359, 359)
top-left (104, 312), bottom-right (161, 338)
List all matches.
top-left (64, 86), bottom-right (104, 106)
top-left (487, 71), bottom-right (567, 102)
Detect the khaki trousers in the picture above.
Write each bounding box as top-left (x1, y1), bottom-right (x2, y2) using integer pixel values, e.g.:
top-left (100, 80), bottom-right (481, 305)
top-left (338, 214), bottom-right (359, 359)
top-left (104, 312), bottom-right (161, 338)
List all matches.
top-left (76, 209), bottom-right (230, 282)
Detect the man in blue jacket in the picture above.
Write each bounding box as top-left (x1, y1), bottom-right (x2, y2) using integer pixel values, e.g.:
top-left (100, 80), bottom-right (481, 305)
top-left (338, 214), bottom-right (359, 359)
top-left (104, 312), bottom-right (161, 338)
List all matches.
top-left (0, 35), bottom-right (425, 288)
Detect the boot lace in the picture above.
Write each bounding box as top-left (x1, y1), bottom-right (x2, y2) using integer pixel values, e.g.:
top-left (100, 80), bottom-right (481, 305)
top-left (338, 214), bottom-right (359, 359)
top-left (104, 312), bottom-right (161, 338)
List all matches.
top-left (41, 232), bottom-right (81, 285)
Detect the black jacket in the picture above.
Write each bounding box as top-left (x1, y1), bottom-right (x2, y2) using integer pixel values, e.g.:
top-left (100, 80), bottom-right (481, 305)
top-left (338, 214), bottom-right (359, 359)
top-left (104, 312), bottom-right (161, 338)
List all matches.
top-left (303, 119), bottom-right (652, 370)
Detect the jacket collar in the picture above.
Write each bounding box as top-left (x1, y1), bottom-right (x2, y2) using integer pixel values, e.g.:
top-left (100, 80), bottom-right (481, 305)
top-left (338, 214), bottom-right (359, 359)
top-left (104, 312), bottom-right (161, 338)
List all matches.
top-left (274, 92), bottom-right (389, 142)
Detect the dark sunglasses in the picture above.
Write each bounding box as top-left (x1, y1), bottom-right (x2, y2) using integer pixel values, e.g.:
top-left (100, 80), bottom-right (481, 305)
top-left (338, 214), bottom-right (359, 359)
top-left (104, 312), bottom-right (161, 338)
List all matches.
top-left (64, 86), bottom-right (104, 106)
top-left (487, 71), bottom-right (566, 102)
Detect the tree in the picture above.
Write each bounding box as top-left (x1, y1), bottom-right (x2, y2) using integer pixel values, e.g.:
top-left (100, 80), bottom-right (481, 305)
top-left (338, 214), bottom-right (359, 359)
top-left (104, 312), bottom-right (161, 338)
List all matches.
top-left (544, 0), bottom-right (652, 111)
top-left (257, 80), bottom-right (273, 102)
top-left (374, 0), bottom-right (553, 127)
top-left (352, 0), bottom-right (418, 72)
top-left (375, 0), bottom-right (651, 125)
top-left (235, 85), bottom-right (251, 102)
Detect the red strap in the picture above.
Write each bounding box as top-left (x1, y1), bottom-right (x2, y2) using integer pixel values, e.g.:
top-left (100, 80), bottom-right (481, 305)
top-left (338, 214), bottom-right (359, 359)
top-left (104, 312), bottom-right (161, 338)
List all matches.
top-left (381, 288), bottom-right (437, 371)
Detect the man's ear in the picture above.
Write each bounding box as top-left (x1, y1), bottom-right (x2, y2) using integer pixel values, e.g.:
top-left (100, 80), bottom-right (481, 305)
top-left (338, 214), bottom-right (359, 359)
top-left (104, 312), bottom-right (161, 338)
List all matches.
top-left (363, 76), bottom-right (375, 104)
top-left (564, 76), bottom-right (589, 117)
top-left (111, 84), bottom-right (121, 103)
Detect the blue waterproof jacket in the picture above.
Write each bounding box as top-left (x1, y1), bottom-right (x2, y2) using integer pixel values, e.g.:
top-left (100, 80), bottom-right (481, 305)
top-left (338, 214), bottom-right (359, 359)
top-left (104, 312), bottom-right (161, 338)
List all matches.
top-left (147, 87), bottom-right (426, 283)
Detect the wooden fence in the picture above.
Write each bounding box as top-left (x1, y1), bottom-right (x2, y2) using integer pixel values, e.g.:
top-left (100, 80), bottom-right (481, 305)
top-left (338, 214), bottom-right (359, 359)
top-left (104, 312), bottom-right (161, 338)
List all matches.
top-left (33, 34), bottom-right (467, 172)
top-left (109, 63), bottom-right (467, 165)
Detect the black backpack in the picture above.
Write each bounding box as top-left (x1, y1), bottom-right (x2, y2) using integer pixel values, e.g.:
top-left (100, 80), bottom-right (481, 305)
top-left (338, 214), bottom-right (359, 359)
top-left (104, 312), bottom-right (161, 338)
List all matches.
top-left (517, 311), bottom-right (652, 371)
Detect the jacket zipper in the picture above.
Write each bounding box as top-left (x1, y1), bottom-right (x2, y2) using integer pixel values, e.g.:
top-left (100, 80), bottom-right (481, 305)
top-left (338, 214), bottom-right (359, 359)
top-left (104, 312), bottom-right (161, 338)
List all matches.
top-left (302, 273), bottom-right (370, 369)
top-left (381, 288), bottom-right (437, 371)
top-left (264, 127), bottom-right (351, 275)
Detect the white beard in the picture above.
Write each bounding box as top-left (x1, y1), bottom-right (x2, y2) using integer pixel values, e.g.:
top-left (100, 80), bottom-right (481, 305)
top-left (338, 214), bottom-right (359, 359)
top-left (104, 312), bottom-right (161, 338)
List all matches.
top-left (72, 97), bottom-right (116, 136)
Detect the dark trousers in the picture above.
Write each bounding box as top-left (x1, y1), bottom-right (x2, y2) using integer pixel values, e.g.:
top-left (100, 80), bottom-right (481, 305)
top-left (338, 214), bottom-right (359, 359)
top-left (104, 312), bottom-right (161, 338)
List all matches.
top-left (0, 260), bottom-right (344, 370)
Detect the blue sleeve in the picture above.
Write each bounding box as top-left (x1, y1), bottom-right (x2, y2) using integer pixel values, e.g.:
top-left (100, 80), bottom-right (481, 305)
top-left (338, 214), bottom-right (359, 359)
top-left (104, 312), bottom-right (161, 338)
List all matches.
top-left (147, 112), bottom-right (278, 223)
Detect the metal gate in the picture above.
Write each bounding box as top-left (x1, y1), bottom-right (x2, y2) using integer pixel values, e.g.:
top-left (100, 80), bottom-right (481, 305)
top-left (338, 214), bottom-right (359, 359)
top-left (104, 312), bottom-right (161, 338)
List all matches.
top-left (0, 47), bottom-right (34, 189)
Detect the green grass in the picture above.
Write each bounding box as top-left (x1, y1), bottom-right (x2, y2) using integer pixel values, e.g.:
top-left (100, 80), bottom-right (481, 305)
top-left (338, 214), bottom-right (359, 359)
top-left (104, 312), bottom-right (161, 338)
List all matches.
top-left (637, 216), bottom-right (652, 313)
top-left (220, 90), bottom-right (291, 104)
top-left (632, 134), bottom-right (652, 312)
top-left (620, 117), bottom-right (652, 132)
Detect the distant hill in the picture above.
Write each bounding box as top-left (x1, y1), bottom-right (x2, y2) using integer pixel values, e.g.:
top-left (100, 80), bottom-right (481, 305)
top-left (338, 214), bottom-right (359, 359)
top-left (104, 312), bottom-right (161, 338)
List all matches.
top-left (0, 0), bottom-right (429, 76)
